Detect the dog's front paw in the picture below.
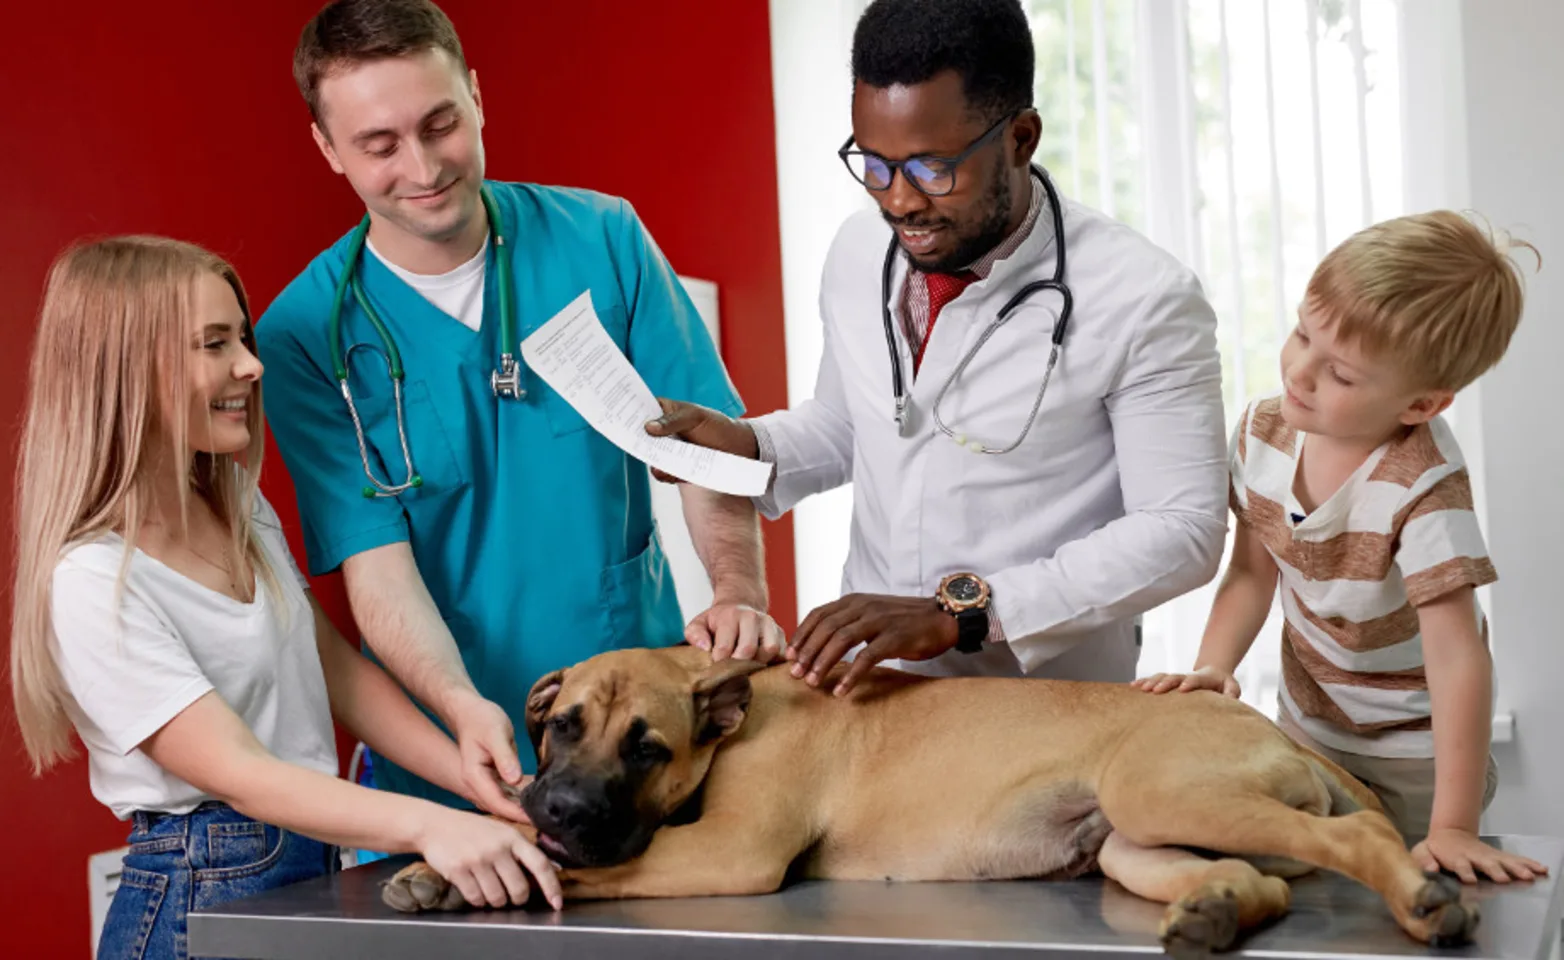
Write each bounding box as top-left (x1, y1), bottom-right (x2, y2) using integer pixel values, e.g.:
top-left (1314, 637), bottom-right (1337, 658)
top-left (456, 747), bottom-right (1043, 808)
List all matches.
top-left (381, 861), bottom-right (466, 913)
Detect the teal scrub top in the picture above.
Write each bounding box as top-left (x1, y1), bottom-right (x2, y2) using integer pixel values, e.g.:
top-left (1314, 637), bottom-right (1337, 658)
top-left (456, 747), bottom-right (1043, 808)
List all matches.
top-left (257, 181), bottom-right (743, 804)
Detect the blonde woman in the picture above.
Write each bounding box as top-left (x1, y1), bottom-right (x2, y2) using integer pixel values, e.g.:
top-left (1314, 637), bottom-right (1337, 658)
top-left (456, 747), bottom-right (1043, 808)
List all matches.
top-left (9, 237), bottom-right (560, 960)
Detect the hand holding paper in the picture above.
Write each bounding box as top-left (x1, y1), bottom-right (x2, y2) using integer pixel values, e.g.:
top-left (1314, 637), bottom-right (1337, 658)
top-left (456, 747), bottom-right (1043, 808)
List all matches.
top-left (643, 397), bottom-right (761, 471)
top-left (520, 292), bottom-right (772, 497)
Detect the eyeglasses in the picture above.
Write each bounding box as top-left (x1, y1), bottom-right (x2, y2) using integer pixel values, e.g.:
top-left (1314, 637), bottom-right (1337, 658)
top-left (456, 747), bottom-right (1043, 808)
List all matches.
top-left (838, 113), bottom-right (1015, 198)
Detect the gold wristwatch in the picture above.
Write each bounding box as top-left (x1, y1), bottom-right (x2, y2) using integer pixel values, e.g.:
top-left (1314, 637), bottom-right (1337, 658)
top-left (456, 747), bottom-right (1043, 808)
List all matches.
top-left (936, 572), bottom-right (991, 654)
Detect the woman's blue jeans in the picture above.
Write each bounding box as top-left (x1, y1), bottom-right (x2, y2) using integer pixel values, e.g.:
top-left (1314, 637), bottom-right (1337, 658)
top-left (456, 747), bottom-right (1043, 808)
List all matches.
top-left (97, 801), bottom-right (336, 960)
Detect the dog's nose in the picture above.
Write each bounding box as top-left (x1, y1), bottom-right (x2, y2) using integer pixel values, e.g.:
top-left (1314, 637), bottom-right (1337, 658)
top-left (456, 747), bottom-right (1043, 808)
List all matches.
top-left (543, 785), bottom-right (609, 830)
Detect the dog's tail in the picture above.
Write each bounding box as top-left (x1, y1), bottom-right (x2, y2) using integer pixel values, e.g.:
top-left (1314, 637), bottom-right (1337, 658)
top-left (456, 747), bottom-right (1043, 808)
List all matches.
top-left (1297, 745), bottom-right (1382, 816)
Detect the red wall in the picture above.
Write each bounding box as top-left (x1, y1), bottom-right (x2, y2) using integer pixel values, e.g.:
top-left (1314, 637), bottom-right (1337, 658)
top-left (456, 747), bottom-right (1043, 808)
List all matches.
top-left (0, 3), bottom-right (792, 956)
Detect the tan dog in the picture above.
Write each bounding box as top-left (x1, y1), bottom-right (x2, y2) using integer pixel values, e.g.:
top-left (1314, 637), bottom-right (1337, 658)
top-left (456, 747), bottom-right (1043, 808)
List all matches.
top-left (382, 646), bottom-right (1477, 955)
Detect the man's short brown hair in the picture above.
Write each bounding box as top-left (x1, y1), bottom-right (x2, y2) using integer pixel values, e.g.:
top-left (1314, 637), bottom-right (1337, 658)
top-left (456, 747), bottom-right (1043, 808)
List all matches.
top-left (1305, 210), bottom-right (1538, 392)
top-left (294, 0), bottom-right (468, 133)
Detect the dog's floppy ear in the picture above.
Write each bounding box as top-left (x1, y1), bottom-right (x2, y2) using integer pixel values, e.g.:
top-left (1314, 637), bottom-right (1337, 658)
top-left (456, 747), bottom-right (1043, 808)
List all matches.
top-left (691, 658), bottom-right (768, 745)
top-left (525, 668), bottom-right (567, 750)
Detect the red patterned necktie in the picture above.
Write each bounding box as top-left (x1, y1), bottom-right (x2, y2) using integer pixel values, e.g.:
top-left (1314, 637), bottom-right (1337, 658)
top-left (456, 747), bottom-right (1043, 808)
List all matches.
top-left (916, 270), bottom-right (979, 374)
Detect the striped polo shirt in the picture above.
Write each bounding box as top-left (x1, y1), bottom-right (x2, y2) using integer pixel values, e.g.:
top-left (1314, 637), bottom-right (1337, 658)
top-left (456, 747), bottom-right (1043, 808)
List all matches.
top-left (1230, 396), bottom-right (1497, 758)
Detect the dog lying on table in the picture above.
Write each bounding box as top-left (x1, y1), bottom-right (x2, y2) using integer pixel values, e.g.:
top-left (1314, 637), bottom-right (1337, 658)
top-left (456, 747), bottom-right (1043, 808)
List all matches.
top-left (381, 645), bottom-right (1477, 956)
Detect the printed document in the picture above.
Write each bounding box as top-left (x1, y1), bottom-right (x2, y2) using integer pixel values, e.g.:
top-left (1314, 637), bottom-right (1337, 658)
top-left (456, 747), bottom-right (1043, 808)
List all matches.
top-left (520, 291), bottom-right (772, 497)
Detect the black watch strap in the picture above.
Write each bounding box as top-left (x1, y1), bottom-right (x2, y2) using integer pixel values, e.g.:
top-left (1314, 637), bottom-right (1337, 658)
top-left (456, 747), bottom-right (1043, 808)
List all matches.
top-left (954, 606), bottom-right (988, 654)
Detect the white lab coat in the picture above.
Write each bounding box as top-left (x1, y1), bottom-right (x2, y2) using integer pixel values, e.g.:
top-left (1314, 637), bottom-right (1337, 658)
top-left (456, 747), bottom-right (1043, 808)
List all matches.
top-left (752, 195), bottom-right (1228, 682)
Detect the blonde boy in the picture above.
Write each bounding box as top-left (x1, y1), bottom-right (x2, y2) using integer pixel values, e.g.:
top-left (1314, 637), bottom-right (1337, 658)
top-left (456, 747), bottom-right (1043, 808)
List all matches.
top-left (1137, 211), bottom-right (1547, 884)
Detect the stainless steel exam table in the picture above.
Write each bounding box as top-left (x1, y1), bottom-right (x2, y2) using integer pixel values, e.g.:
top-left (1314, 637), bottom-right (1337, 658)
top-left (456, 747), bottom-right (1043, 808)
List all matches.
top-left (190, 834), bottom-right (1564, 960)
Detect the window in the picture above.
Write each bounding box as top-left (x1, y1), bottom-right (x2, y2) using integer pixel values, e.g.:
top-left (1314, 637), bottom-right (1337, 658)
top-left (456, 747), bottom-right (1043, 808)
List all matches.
top-left (1026, 0), bottom-right (1406, 713)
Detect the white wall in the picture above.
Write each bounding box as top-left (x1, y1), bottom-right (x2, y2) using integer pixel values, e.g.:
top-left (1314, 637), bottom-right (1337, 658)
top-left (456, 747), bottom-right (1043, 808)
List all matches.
top-left (768, 0), bottom-right (873, 618)
top-left (1457, 0), bottom-right (1564, 838)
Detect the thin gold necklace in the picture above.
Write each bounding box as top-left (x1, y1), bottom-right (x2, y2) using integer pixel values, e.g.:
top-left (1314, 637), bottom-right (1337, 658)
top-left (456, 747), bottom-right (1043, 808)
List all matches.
top-left (186, 539), bottom-right (250, 600)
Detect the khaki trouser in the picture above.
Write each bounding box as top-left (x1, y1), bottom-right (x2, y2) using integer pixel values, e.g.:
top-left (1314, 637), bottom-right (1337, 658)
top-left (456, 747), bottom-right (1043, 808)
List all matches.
top-left (1278, 715), bottom-right (1499, 843)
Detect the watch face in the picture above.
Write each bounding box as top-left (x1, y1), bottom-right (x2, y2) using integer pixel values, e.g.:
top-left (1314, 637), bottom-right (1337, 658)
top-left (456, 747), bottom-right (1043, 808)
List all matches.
top-left (946, 575), bottom-right (982, 603)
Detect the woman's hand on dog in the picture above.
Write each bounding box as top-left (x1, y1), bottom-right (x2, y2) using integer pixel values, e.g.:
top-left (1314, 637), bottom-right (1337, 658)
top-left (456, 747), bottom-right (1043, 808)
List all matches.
top-left (416, 807), bottom-right (564, 910)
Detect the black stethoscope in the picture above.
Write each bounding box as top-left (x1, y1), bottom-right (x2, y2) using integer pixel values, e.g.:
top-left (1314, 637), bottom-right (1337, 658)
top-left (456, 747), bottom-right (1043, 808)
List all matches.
top-left (881, 164), bottom-right (1072, 454)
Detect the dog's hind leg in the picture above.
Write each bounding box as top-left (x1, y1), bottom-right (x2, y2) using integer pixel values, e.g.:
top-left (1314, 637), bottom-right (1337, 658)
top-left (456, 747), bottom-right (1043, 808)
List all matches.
top-left (1298, 749), bottom-right (1379, 815)
top-left (1099, 831), bottom-right (1290, 957)
top-left (1107, 794), bottom-right (1476, 949)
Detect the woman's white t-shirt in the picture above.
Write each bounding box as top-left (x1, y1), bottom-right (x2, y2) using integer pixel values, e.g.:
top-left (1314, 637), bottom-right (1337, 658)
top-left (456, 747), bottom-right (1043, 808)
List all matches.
top-left (50, 492), bottom-right (339, 819)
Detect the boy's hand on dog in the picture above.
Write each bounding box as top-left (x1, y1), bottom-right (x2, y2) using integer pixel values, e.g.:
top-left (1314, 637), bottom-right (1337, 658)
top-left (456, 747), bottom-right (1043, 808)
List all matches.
top-left (1132, 666), bottom-right (1241, 698)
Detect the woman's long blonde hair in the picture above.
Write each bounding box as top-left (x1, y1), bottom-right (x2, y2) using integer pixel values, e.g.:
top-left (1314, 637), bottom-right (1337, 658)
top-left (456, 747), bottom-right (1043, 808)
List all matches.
top-left (11, 236), bottom-right (273, 774)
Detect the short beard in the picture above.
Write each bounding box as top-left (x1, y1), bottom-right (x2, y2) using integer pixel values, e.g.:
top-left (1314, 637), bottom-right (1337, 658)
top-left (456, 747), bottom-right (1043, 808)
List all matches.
top-left (909, 165), bottom-right (1014, 274)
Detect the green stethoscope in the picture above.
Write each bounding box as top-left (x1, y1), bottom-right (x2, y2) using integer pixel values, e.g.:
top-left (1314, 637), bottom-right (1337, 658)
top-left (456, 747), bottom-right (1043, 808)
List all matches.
top-left (327, 184), bottom-right (522, 498)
